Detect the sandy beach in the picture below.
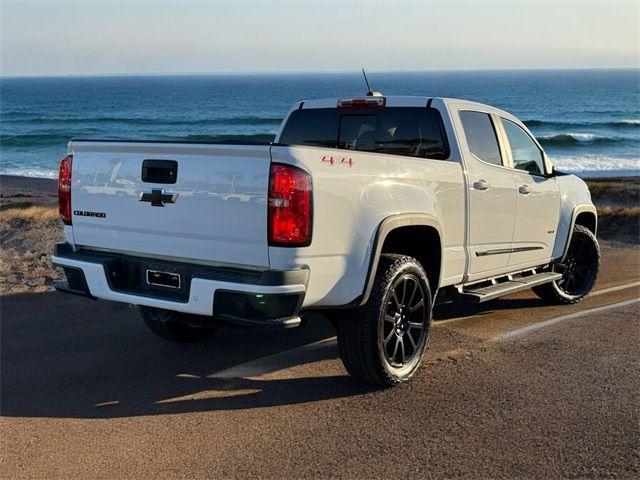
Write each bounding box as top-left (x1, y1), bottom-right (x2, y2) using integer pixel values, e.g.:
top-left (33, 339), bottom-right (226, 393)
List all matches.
top-left (0, 174), bottom-right (638, 295)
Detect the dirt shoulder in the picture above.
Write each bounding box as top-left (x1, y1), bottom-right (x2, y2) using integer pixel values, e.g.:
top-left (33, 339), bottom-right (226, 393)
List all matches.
top-left (585, 177), bottom-right (640, 244)
top-left (0, 205), bottom-right (64, 294)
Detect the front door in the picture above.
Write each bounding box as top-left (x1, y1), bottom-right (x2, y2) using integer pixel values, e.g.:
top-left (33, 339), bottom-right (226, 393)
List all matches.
top-left (499, 118), bottom-right (561, 268)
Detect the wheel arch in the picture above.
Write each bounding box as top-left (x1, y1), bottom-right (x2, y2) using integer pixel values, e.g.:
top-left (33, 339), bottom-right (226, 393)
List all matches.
top-left (574, 210), bottom-right (597, 235)
top-left (357, 213), bottom-right (443, 307)
top-left (560, 205), bottom-right (598, 261)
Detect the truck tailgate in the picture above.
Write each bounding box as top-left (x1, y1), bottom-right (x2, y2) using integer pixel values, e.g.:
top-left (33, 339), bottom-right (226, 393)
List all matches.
top-left (70, 141), bottom-right (271, 268)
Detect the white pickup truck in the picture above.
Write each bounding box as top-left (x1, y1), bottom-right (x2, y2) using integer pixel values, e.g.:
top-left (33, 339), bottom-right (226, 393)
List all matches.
top-left (52, 94), bottom-right (600, 386)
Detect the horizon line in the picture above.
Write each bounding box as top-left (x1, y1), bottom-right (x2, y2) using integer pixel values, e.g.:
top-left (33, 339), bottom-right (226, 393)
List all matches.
top-left (2, 66), bottom-right (639, 79)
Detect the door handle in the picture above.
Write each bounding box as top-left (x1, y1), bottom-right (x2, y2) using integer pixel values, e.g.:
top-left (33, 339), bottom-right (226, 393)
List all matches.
top-left (519, 184), bottom-right (531, 195)
top-left (473, 179), bottom-right (489, 191)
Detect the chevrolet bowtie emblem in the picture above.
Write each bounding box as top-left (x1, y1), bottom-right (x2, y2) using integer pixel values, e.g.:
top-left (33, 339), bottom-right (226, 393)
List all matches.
top-left (139, 189), bottom-right (178, 207)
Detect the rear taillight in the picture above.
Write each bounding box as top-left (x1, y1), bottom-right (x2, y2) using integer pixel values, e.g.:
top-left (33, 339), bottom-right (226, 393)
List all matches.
top-left (268, 164), bottom-right (312, 247)
top-left (58, 154), bottom-right (72, 225)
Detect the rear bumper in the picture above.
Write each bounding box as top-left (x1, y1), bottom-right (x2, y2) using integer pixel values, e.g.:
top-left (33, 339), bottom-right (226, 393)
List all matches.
top-left (52, 243), bottom-right (307, 324)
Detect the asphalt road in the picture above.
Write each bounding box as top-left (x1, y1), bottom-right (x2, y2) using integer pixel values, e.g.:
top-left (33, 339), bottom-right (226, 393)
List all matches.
top-left (1, 243), bottom-right (639, 479)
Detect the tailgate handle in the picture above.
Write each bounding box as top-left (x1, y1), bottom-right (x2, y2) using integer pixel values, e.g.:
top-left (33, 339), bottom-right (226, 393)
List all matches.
top-left (142, 160), bottom-right (178, 184)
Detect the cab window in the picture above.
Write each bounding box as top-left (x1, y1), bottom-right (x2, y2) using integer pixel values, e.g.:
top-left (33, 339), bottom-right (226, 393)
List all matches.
top-left (375, 109), bottom-right (448, 159)
top-left (338, 115), bottom-right (376, 150)
top-left (501, 119), bottom-right (546, 175)
top-left (336, 108), bottom-right (449, 159)
top-left (459, 111), bottom-right (503, 166)
top-left (280, 107), bottom-right (449, 160)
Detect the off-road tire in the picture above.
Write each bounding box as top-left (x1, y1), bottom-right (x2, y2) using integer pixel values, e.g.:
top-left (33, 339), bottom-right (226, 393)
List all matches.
top-left (140, 306), bottom-right (218, 342)
top-left (335, 254), bottom-right (432, 386)
top-left (533, 225), bottom-right (600, 304)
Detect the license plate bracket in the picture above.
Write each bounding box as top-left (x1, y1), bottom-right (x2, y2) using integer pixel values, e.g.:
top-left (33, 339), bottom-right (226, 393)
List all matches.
top-left (146, 270), bottom-right (181, 289)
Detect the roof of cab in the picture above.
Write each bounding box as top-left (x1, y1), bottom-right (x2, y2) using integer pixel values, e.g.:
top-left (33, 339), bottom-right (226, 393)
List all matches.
top-left (297, 96), bottom-right (519, 123)
top-left (300, 96), bottom-right (433, 109)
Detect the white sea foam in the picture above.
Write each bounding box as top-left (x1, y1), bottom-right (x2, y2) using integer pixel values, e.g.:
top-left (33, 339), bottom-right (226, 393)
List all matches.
top-left (0, 167), bottom-right (58, 179)
top-left (552, 155), bottom-right (640, 175)
top-left (565, 132), bottom-right (598, 141)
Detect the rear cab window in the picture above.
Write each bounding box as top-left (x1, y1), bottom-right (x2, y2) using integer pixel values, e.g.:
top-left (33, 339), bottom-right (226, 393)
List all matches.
top-left (279, 107), bottom-right (449, 160)
top-left (459, 111), bottom-right (503, 166)
top-left (277, 109), bottom-right (339, 148)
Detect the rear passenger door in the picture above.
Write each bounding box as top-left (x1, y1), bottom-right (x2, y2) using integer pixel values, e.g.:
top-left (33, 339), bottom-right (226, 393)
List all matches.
top-left (499, 118), bottom-right (560, 268)
top-left (458, 111), bottom-right (517, 279)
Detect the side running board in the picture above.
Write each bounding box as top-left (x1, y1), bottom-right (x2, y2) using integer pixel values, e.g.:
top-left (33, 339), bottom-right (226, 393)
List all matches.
top-left (459, 271), bottom-right (562, 303)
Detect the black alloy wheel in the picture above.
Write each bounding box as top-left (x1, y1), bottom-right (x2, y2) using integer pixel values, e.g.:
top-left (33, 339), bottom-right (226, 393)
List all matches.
top-left (533, 225), bottom-right (600, 304)
top-left (336, 254), bottom-right (432, 386)
top-left (381, 274), bottom-right (428, 367)
top-left (554, 231), bottom-right (599, 296)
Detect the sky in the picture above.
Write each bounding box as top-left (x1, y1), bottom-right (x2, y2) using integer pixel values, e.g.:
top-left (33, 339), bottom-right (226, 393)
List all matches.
top-left (1, 0), bottom-right (638, 76)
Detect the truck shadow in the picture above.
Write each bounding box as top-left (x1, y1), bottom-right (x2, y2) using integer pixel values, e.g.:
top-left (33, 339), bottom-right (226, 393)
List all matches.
top-left (0, 291), bottom-right (376, 419)
top-left (1, 290), bottom-right (544, 419)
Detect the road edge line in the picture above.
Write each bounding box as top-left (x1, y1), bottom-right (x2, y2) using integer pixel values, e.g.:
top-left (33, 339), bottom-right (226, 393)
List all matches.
top-left (434, 280), bottom-right (640, 326)
top-left (591, 281), bottom-right (640, 296)
top-left (500, 298), bottom-right (640, 341)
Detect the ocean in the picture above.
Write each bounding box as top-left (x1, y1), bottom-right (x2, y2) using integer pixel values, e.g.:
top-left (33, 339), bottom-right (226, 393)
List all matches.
top-left (1, 69), bottom-right (638, 178)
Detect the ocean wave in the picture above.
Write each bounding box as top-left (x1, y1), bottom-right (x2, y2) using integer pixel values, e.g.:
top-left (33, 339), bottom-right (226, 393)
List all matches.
top-left (537, 132), bottom-right (633, 147)
top-left (524, 119), bottom-right (640, 129)
top-left (2, 110), bottom-right (42, 117)
top-left (523, 120), bottom-right (549, 127)
top-left (0, 167), bottom-right (58, 179)
top-left (0, 133), bottom-right (73, 147)
top-left (0, 132), bottom-right (277, 147)
top-left (177, 133), bottom-right (276, 143)
top-left (12, 115), bottom-right (284, 127)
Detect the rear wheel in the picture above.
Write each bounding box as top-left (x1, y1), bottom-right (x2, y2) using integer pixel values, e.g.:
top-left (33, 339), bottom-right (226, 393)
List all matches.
top-left (139, 306), bottom-right (218, 342)
top-left (533, 225), bottom-right (600, 304)
top-left (335, 254), bottom-right (432, 386)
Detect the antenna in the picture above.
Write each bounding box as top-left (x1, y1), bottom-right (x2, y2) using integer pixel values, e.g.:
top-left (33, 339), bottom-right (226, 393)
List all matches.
top-left (362, 68), bottom-right (373, 96)
top-left (361, 68), bottom-right (382, 97)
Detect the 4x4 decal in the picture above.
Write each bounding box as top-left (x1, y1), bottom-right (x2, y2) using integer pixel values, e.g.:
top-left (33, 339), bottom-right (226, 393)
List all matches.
top-left (321, 155), bottom-right (353, 167)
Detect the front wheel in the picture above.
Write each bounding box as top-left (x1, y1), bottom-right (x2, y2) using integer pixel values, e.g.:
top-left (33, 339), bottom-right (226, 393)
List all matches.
top-left (139, 306), bottom-right (218, 342)
top-left (335, 254), bottom-right (432, 386)
top-left (533, 225), bottom-right (600, 304)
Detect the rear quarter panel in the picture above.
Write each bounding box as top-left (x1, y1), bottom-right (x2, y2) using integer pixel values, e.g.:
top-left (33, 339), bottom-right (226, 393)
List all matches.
top-left (269, 145), bottom-right (466, 307)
